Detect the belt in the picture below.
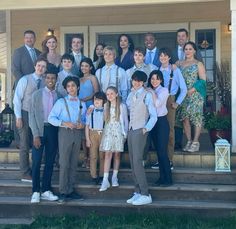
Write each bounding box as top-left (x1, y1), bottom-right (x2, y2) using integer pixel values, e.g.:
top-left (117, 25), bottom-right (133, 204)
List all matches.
top-left (90, 129), bottom-right (103, 135)
top-left (44, 123), bottom-right (53, 127)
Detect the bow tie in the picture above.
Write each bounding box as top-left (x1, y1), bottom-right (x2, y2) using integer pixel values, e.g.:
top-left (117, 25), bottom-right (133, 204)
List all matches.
top-left (95, 108), bottom-right (103, 112)
top-left (161, 67), bottom-right (169, 71)
top-left (69, 97), bottom-right (78, 101)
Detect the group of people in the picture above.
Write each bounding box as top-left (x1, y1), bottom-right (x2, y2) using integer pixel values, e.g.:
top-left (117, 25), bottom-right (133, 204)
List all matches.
top-left (11, 28), bottom-right (206, 206)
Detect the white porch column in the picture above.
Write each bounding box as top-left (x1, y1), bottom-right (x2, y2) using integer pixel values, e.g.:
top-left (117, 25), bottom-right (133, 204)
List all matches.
top-left (231, 0), bottom-right (236, 152)
top-left (6, 10), bottom-right (12, 104)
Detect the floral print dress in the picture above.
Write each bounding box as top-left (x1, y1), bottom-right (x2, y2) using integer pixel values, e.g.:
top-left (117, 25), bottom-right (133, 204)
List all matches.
top-left (99, 104), bottom-right (125, 152)
top-left (177, 63), bottom-right (204, 127)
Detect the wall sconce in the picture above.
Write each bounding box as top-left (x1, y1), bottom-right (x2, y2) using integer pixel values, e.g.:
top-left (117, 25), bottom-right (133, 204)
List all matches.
top-left (47, 28), bottom-right (54, 36)
top-left (228, 23), bottom-right (232, 32)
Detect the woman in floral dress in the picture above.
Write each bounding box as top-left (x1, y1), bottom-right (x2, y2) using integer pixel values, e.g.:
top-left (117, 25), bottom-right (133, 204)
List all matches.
top-left (176, 41), bottom-right (206, 152)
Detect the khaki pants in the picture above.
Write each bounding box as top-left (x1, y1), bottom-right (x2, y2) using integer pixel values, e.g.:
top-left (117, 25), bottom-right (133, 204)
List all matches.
top-left (167, 96), bottom-right (176, 162)
top-left (89, 130), bottom-right (104, 178)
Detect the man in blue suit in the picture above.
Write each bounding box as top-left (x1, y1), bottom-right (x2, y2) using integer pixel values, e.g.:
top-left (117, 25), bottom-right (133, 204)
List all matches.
top-left (12, 30), bottom-right (41, 88)
top-left (70, 35), bottom-right (87, 77)
top-left (144, 32), bottom-right (161, 68)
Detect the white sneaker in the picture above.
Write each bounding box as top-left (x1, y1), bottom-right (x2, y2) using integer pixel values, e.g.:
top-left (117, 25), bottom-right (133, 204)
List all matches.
top-left (31, 192), bottom-right (40, 203)
top-left (99, 179), bottom-right (110, 192)
top-left (112, 177), bottom-right (119, 187)
top-left (126, 193), bottom-right (141, 204)
top-left (41, 191), bottom-right (59, 201)
top-left (132, 194), bottom-right (152, 206)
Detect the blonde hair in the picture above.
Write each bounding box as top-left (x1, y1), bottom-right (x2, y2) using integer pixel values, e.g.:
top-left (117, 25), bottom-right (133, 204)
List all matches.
top-left (103, 46), bottom-right (116, 58)
top-left (104, 86), bottom-right (120, 123)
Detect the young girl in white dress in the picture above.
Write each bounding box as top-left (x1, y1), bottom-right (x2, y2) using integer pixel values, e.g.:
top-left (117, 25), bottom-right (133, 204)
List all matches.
top-left (99, 86), bottom-right (128, 191)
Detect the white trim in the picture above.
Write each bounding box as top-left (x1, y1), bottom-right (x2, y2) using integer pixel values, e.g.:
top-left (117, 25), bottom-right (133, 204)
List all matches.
top-left (231, 9), bottom-right (236, 152)
top-left (89, 23), bottom-right (189, 57)
top-left (190, 21), bottom-right (221, 63)
top-left (60, 26), bottom-right (89, 56)
top-left (6, 10), bottom-right (11, 104)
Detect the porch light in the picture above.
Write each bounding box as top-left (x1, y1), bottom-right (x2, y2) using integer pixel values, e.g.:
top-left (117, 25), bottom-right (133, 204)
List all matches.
top-left (215, 139), bottom-right (231, 172)
top-left (47, 28), bottom-right (54, 36)
top-left (228, 23), bottom-right (232, 32)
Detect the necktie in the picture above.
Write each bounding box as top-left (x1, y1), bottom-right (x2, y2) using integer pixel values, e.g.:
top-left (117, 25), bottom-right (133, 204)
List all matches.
top-left (95, 108), bottom-right (103, 112)
top-left (30, 48), bottom-right (37, 64)
top-left (48, 91), bottom-right (54, 115)
top-left (74, 54), bottom-right (80, 66)
top-left (69, 97), bottom-right (78, 101)
top-left (36, 79), bottom-right (41, 89)
top-left (103, 66), bottom-right (110, 92)
top-left (179, 47), bottom-right (185, 61)
top-left (147, 51), bottom-right (153, 64)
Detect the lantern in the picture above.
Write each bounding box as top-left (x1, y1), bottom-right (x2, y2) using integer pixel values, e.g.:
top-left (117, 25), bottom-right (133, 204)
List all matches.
top-left (215, 139), bottom-right (231, 172)
top-left (1, 103), bottom-right (14, 131)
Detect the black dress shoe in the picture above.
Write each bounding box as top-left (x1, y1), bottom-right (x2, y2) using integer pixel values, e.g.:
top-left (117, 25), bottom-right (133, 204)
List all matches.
top-left (67, 192), bottom-right (84, 200)
top-left (58, 194), bottom-right (67, 204)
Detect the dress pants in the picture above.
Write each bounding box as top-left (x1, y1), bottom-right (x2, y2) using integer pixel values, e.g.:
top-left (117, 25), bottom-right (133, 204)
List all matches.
top-left (17, 110), bottom-right (32, 176)
top-left (32, 125), bottom-right (58, 192)
top-left (128, 129), bottom-right (149, 195)
top-left (89, 129), bottom-right (104, 178)
top-left (58, 127), bottom-right (82, 195)
top-left (151, 116), bottom-right (172, 184)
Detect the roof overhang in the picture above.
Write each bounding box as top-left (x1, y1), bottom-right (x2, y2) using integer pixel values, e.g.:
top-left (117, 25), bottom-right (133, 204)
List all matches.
top-left (0, 0), bottom-right (224, 10)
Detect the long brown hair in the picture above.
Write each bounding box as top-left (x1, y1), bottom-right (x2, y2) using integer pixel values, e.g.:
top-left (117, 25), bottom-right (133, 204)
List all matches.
top-left (41, 35), bottom-right (58, 54)
top-left (104, 86), bottom-right (120, 123)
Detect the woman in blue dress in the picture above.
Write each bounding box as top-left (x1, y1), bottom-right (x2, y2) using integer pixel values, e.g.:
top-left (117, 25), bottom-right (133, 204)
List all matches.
top-left (79, 58), bottom-right (99, 108)
top-left (79, 57), bottom-right (100, 168)
top-left (115, 34), bottom-right (134, 70)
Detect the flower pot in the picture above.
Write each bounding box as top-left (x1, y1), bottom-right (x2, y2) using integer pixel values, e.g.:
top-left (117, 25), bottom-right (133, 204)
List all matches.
top-left (209, 129), bottom-right (231, 147)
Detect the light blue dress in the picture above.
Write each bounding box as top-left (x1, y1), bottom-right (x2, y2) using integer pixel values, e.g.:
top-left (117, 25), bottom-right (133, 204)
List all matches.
top-left (79, 78), bottom-right (94, 108)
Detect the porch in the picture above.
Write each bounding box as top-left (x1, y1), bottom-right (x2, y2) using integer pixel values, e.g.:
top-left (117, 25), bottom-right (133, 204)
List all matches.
top-left (0, 0), bottom-right (235, 218)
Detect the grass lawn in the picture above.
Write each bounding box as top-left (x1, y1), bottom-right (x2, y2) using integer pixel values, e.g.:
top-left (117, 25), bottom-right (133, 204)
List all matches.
top-left (0, 213), bottom-right (236, 229)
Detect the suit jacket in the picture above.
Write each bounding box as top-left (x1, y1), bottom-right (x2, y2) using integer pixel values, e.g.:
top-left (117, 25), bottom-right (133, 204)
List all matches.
top-left (70, 52), bottom-right (87, 77)
top-left (144, 48), bottom-right (161, 68)
top-left (29, 88), bottom-right (58, 137)
top-left (12, 45), bottom-right (41, 86)
top-left (172, 46), bottom-right (203, 64)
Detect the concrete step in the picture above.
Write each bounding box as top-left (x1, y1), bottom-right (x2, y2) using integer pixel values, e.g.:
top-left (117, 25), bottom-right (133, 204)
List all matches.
top-left (1, 180), bottom-right (236, 202)
top-left (1, 148), bottom-right (235, 169)
top-left (1, 165), bottom-right (236, 185)
top-left (0, 196), bottom-right (236, 218)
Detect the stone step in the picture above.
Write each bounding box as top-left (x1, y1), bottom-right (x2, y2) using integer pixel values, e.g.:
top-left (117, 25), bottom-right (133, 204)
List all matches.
top-left (0, 196), bottom-right (236, 218)
top-left (1, 180), bottom-right (236, 202)
top-left (1, 148), bottom-right (235, 169)
top-left (0, 165), bottom-right (236, 185)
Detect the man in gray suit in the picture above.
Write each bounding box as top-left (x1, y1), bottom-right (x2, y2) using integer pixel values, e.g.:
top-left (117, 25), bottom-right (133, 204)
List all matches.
top-left (12, 30), bottom-right (41, 87)
top-left (29, 68), bottom-right (59, 203)
top-left (70, 35), bottom-right (87, 77)
top-left (13, 57), bottom-right (47, 182)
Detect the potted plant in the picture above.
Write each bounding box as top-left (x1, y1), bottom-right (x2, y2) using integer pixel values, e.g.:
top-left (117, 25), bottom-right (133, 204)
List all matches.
top-left (204, 111), bottom-right (231, 146)
top-left (204, 61), bottom-right (231, 145)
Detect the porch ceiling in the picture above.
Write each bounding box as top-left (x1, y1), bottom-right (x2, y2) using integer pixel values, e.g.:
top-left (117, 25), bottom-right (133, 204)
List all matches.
top-left (0, 0), bottom-right (224, 10)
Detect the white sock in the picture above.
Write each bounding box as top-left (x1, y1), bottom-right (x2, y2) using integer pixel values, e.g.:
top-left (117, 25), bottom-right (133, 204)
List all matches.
top-left (112, 170), bottom-right (118, 179)
top-left (103, 172), bottom-right (109, 180)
